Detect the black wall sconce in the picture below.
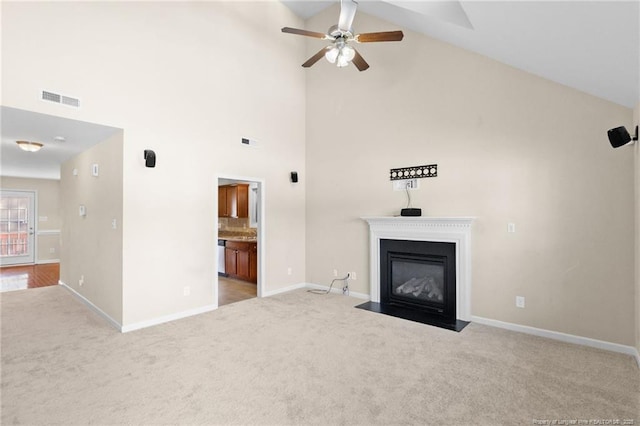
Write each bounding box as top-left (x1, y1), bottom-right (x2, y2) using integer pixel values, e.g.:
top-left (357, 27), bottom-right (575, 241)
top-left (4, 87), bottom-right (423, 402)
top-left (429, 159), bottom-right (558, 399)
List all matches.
top-left (607, 125), bottom-right (638, 148)
top-left (144, 150), bottom-right (156, 168)
top-left (290, 171), bottom-right (298, 183)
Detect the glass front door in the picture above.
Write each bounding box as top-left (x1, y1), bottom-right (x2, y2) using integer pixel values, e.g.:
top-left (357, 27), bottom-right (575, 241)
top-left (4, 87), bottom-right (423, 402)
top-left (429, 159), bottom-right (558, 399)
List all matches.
top-left (0, 190), bottom-right (36, 266)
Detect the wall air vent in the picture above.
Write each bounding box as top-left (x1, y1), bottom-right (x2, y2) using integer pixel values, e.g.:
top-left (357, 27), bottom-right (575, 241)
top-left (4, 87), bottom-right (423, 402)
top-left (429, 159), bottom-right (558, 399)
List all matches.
top-left (41, 91), bottom-right (61, 103)
top-left (61, 96), bottom-right (80, 107)
top-left (41, 90), bottom-right (80, 108)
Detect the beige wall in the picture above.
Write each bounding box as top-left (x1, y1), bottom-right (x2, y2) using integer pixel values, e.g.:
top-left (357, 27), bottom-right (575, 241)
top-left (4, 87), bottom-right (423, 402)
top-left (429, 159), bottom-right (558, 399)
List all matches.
top-left (60, 132), bottom-right (124, 323)
top-left (2, 2), bottom-right (307, 326)
top-left (305, 7), bottom-right (636, 345)
top-left (0, 176), bottom-right (61, 263)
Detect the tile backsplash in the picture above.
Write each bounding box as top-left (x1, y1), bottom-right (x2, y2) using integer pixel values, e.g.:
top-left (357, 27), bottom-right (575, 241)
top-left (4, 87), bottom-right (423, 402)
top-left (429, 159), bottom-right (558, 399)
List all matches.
top-left (219, 217), bottom-right (257, 237)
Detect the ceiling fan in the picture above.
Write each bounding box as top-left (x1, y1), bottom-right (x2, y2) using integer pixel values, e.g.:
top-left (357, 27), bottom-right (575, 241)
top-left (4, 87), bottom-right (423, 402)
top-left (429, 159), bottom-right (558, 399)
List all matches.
top-left (281, 0), bottom-right (404, 71)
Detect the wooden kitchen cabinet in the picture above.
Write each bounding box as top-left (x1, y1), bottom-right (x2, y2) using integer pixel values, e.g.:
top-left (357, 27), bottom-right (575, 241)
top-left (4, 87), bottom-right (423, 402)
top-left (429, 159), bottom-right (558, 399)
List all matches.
top-left (224, 246), bottom-right (237, 276)
top-left (224, 240), bottom-right (257, 283)
top-left (249, 243), bottom-right (258, 283)
top-left (236, 185), bottom-right (248, 218)
top-left (218, 186), bottom-right (228, 217)
top-left (218, 184), bottom-right (248, 218)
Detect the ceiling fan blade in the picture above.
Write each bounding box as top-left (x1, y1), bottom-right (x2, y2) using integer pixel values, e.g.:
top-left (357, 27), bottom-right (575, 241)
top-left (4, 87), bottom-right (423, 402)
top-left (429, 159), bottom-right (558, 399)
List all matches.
top-left (281, 27), bottom-right (328, 39)
top-left (352, 49), bottom-right (370, 72)
top-left (338, 0), bottom-right (358, 31)
top-left (356, 31), bottom-right (404, 43)
top-left (302, 47), bottom-right (330, 68)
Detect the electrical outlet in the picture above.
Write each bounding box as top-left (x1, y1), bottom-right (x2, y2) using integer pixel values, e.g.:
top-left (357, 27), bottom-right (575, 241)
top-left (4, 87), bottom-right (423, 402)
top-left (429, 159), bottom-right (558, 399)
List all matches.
top-left (508, 223), bottom-right (516, 233)
top-left (79, 275), bottom-right (84, 287)
top-left (49, 247), bottom-right (55, 254)
top-left (111, 219), bottom-right (117, 230)
top-left (516, 296), bottom-right (525, 308)
top-left (333, 269), bottom-right (338, 277)
top-left (393, 179), bottom-right (419, 191)
top-left (350, 272), bottom-right (357, 280)
top-left (287, 267), bottom-right (292, 276)
top-left (183, 286), bottom-right (190, 296)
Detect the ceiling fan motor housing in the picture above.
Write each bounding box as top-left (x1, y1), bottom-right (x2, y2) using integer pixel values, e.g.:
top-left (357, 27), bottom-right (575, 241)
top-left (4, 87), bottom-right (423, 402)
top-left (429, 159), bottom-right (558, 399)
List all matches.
top-left (328, 24), bottom-right (354, 40)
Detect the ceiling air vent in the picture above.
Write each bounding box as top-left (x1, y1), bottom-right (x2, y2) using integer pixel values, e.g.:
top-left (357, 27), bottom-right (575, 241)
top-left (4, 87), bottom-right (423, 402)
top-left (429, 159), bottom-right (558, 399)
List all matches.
top-left (41, 90), bottom-right (80, 108)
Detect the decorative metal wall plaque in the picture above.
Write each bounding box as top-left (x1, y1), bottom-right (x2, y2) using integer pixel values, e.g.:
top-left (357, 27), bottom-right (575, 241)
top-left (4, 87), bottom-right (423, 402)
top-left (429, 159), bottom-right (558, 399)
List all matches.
top-left (390, 164), bottom-right (437, 180)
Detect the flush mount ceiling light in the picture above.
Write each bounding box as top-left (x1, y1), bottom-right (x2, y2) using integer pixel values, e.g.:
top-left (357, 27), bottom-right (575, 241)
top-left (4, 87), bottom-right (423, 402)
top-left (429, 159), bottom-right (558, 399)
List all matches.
top-left (16, 140), bottom-right (43, 152)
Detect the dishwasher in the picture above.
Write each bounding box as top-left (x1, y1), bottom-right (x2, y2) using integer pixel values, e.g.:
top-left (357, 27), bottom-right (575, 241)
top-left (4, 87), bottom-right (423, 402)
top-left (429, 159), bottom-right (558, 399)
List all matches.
top-left (217, 239), bottom-right (226, 276)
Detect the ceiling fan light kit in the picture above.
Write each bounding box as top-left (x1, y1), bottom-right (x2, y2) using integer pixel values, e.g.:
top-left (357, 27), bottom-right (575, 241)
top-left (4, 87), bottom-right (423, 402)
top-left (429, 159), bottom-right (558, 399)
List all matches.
top-left (281, 0), bottom-right (404, 71)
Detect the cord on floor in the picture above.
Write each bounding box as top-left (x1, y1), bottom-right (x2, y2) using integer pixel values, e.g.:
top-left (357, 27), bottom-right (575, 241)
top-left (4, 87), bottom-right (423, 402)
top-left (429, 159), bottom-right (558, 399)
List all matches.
top-left (308, 273), bottom-right (350, 295)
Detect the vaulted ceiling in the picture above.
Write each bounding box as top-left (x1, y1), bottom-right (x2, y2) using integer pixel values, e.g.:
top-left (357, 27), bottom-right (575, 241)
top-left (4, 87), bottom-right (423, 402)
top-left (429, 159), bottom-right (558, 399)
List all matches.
top-left (2, 1), bottom-right (638, 180)
top-left (282, 0), bottom-right (640, 108)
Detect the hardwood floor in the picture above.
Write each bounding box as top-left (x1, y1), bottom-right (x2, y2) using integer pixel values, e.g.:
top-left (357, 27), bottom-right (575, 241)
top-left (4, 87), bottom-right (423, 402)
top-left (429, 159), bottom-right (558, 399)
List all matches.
top-left (0, 263), bottom-right (60, 292)
top-left (0, 265), bottom-right (256, 305)
top-left (218, 276), bottom-right (256, 306)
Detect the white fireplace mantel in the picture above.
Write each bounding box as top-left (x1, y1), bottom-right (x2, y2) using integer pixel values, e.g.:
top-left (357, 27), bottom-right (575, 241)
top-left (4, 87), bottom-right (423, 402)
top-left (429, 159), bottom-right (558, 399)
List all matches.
top-left (362, 216), bottom-right (475, 321)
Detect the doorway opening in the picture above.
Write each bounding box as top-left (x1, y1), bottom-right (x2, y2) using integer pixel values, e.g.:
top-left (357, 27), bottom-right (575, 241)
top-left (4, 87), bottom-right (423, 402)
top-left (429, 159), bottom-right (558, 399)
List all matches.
top-left (216, 176), bottom-right (263, 307)
top-left (0, 190), bottom-right (36, 266)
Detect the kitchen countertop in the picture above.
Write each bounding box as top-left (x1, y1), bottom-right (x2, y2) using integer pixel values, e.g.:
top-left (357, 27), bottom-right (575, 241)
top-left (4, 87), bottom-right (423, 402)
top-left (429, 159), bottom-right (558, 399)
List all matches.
top-left (219, 236), bottom-right (257, 243)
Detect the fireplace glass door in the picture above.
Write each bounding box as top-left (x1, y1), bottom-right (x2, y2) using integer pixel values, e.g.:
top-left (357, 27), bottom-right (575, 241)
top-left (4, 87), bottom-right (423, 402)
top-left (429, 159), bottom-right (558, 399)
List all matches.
top-left (391, 258), bottom-right (445, 306)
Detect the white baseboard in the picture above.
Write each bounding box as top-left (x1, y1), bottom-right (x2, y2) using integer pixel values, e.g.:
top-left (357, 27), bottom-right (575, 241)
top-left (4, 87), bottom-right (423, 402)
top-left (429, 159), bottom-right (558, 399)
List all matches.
top-left (304, 282), bottom-right (370, 300)
top-left (261, 282), bottom-right (370, 300)
top-left (36, 259), bottom-right (59, 265)
top-left (59, 281), bottom-right (122, 331)
top-left (472, 315), bottom-right (639, 366)
top-left (60, 280), bottom-right (217, 334)
top-left (262, 282), bottom-right (307, 297)
top-left (121, 304), bottom-right (217, 333)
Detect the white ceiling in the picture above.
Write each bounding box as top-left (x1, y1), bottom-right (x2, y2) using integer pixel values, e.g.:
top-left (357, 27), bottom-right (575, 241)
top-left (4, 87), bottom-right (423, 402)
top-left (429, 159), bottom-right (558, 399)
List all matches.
top-left (0, 107), bottom-right (121, 180)
top-left (281, 0), bottom-right (640, 108)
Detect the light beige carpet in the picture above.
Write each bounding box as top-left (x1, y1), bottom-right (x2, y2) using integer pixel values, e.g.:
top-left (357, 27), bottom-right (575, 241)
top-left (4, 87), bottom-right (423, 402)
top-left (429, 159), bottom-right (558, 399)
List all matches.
top-left (1, 285), bottom-right (638, 425)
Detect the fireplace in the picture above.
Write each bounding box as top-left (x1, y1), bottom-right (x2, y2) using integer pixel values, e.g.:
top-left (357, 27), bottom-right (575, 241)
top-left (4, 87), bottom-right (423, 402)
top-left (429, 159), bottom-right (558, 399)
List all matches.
top-left (358, 217), bottom-right (474, 331)
top-left (381, 239), bottom-right (456, 321)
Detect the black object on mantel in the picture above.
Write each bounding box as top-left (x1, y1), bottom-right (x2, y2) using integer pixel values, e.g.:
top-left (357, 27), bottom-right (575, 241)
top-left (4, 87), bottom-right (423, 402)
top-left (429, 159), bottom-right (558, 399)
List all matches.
top-left (400, 208), bottom-right (421, 216)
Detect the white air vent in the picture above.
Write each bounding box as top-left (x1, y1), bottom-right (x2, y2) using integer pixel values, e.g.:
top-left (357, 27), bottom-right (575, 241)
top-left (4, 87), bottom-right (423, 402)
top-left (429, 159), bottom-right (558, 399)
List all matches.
top-left (241, 137), bottom-right (258, 147)
top-left (41, 90), bottom-right (80, 108)
top-left (42, 91), bottom-right (61, 103)
top-left (61, 96), bottom-right (80, 107)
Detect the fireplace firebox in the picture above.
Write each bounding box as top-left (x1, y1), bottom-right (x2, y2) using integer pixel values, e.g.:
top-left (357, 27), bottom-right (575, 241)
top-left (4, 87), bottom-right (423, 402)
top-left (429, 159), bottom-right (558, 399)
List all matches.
top-left (381, 239), bottom-right (456, 321)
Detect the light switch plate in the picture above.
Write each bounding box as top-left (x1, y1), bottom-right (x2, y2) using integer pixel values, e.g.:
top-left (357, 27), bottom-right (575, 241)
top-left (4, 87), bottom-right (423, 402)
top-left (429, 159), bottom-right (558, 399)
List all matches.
top-left (92, 163), bottom-right (99, 176)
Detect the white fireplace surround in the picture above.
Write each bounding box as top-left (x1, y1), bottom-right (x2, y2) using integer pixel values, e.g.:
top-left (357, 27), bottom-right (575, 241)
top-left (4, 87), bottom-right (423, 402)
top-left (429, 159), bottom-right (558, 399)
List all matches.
top-left (362, 217), bottom-right (475, 321)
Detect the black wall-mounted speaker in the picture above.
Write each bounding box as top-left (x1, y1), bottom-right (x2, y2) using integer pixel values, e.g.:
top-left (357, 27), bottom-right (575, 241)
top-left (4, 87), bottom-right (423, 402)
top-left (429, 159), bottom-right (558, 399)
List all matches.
top-left (144, 150), bottom-right (156, 168)
top-left (608, 126), bottom-right (632, 148)
top-left (290, 171), bottom-right (298, 183)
